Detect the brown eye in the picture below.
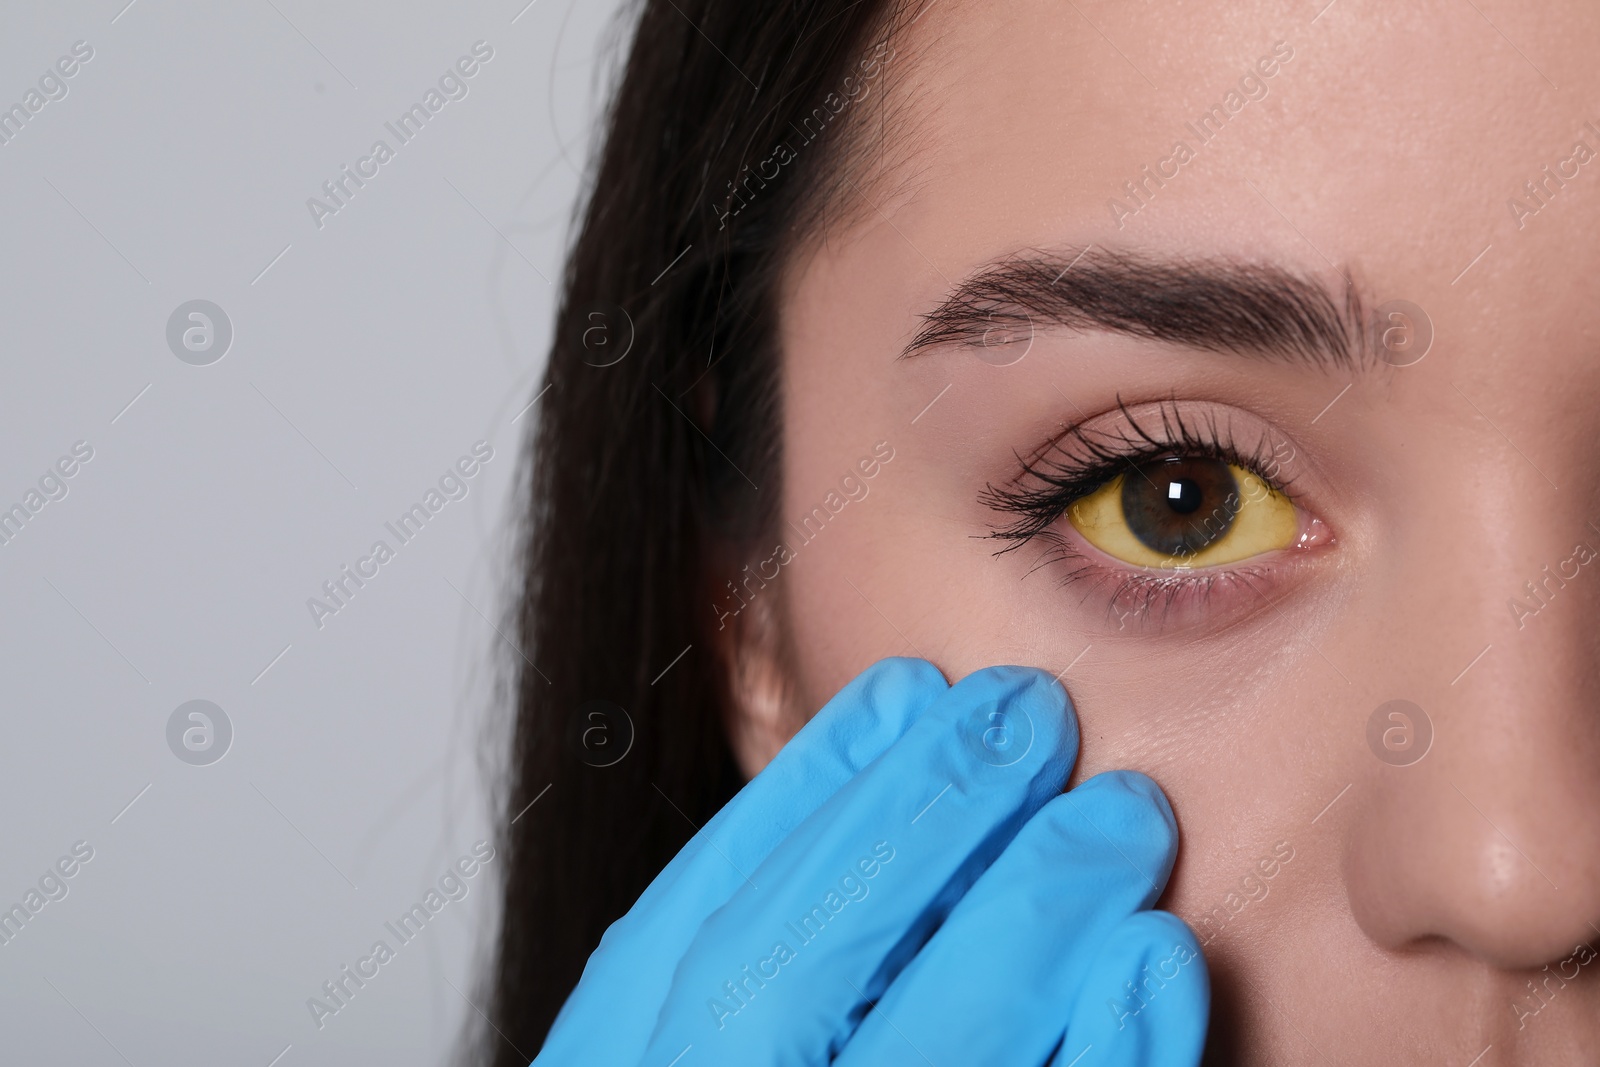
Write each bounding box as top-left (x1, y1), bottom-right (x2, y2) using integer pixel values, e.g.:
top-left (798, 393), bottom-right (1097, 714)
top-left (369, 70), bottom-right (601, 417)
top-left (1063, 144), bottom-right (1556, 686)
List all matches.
top-left (1120, 457), bottom-right (1239, 558)
top-left (1068, 456), bottom-right (1300, 569)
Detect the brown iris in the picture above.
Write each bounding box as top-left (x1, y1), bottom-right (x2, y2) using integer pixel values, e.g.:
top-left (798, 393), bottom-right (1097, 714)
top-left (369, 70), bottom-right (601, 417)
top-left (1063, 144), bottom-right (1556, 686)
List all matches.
top-left (1119, 456), bottom-right (1240, 558)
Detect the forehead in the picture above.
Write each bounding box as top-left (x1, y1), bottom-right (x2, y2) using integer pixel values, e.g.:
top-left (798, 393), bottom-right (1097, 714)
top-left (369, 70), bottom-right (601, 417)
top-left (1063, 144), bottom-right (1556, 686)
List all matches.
top-left (785, 0), bottom-right (1600, 358)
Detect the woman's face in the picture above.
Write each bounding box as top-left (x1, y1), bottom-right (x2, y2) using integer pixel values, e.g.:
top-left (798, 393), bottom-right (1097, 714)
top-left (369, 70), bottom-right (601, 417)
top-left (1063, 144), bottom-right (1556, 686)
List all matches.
top-left (735, 0), bottom-right (1600, 1060)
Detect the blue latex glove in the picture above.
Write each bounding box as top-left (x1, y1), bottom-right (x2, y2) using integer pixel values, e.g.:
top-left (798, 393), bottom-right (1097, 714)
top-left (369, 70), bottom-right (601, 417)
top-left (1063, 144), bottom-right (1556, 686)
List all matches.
top-left (533, 658), bottom-right (1208, 1066)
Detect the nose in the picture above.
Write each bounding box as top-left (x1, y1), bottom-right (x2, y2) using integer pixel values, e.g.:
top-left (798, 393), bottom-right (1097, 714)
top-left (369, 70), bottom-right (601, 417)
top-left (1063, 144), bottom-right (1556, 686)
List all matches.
top-left (1341, 500), bottom-right (1600, 969)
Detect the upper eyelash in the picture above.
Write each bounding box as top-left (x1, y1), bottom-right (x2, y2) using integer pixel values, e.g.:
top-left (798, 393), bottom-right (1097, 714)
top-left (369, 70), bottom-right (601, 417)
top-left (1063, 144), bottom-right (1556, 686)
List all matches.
top-left (978, 396), bottom-right (1300, 555)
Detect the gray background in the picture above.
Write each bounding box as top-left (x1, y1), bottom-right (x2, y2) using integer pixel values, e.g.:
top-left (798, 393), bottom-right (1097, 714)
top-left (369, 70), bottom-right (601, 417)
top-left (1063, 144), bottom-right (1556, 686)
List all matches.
top-left (0, 1), bottom-right (626, 1063)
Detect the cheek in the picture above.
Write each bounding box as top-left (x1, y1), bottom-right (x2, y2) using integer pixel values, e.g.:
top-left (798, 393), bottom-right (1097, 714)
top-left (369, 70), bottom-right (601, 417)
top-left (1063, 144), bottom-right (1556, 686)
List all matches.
top-left (777, 482), bottom-right (956, 713)
top-left (777, 392), bottom-right (1047, 714)
top-left (776, 259), bottom-right (940, 708)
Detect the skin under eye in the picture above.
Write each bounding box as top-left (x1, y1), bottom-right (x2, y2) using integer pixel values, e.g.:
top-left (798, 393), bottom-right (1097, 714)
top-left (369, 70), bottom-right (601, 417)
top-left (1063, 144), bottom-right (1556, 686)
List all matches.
top-left (1068, 456), bottom-right (1299, 569)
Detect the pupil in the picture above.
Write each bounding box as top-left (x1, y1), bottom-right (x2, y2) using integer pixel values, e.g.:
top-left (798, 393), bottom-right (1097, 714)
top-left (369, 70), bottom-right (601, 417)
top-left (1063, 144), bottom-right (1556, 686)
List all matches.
top-left (1165, 477), bottom-right (1202, 514)
top-left (1120, 457), bottom-right (1240, 559)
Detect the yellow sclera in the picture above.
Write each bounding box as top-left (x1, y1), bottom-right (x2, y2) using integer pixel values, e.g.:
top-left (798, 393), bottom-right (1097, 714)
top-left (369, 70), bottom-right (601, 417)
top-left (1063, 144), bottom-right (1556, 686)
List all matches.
top-left (1067, 464), bottom-right (1299, 569)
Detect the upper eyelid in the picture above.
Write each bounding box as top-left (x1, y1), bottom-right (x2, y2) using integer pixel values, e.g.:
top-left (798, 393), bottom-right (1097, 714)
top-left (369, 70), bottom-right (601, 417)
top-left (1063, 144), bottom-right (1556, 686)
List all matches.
top-left (979, 398), bottom-right (1312, 549)
top-left (1008, 398), bottom-right (1301, 497)
top-left (1052, 399), bottom-right (1296, 490)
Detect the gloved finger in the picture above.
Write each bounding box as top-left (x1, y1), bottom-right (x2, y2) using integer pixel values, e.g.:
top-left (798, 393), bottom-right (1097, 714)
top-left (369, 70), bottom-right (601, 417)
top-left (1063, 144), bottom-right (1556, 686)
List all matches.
top-left (832, 770), bottom-right (1179, 1067)
top-left (642, 664), bottom-right (1079, 1064)
top-left (536, 656), bottom-right (948, 1065)
top-left (1052, 910), bottom-right (1209, 1067)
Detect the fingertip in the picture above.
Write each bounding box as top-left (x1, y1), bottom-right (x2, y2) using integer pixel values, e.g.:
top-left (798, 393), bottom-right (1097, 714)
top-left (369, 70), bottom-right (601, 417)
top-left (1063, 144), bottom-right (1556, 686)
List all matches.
top-left (1115, 908), bottom-right (1211, 1020)
top-left (869, 655), bottom-right (950, 694)
top-left (1073, 769), bottom-right (1178, 840)
top-left (1073, 772), bottom-right (1178, 893)
top-left (1118, 907), bottom-right (1205, 958)
top-left (950, 664), bottom-right (1079, 761)
top-left (747, 656), bottom-right (950, 805)
top-left (1059, 910), bottom-right (1210, 1067)
top-left (807, 655), bottom-right (949, 734)
top-left (1116, 907), bottom-right (1207, 984)
top-left (1097, 909), bottom-right (1210, 1015)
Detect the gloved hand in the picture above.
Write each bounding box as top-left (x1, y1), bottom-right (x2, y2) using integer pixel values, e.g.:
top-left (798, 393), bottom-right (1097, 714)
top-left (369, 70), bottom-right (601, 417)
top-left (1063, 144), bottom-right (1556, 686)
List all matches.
top-left (533, 657), bottom-right (1208, 1066)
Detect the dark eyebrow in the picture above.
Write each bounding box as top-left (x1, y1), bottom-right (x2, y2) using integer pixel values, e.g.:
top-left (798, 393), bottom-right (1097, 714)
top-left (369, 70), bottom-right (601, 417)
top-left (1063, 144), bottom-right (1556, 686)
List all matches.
top-left (900, 246), bottom-right (1373, 371)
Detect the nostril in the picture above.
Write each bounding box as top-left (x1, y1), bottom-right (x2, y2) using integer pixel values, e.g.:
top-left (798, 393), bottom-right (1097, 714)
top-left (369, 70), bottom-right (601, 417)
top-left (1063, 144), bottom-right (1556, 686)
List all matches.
top-left (1341, 770), bottom-right (1600, 971)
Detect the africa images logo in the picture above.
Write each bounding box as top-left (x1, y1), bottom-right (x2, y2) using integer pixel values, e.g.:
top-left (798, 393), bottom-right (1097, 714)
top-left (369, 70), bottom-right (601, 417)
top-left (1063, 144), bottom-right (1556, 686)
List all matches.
top-left (306, 842), bottom-right (494, 1030)
top-left (305, 41), bottom-right (495, 230)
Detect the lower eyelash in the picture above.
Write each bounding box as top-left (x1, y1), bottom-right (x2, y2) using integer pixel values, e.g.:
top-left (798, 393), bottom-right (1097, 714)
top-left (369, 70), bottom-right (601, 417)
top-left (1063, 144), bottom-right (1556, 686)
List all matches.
top-left (1015, 531), bottom-right (1277, 631)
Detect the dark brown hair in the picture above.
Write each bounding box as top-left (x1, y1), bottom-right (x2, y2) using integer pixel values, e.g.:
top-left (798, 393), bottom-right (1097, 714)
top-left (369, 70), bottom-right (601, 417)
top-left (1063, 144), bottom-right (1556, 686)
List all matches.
top-left (470, 0), bottom-right (911, 1061)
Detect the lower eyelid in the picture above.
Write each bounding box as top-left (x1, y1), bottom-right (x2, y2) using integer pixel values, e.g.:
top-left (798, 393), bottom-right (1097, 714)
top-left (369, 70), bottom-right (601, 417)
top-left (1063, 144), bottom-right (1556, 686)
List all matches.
top-left (1032, 522), bottom-right (1333, 636)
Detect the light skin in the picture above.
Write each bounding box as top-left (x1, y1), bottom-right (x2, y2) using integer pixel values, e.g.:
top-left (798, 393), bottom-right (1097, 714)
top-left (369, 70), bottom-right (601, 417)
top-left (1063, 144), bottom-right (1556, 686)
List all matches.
top-left (717, 0), bottom-right (1600, 1061)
